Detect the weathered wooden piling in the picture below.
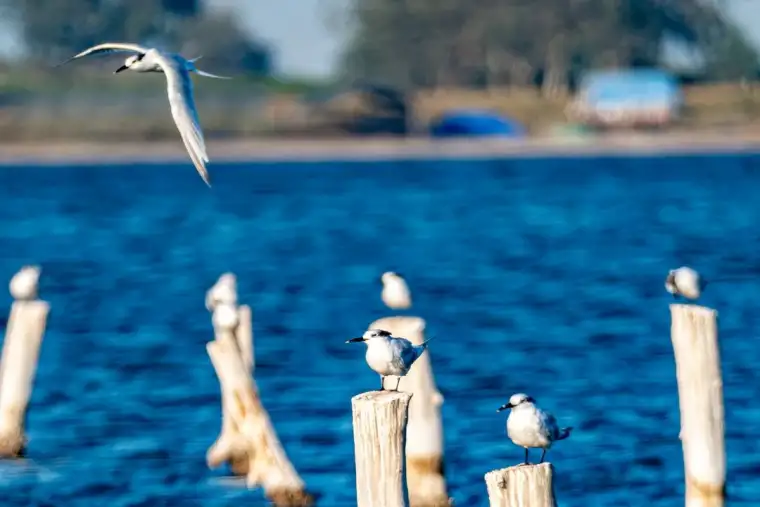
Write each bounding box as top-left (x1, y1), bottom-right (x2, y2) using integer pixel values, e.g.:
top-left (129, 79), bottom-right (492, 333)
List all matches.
top-left (670, 304), bottom-right (725, 507)
top-left (207, 335), bottom-right (311, 505)
top-left (0, 266), bottom-right (49, 457)
top-left (484, 463), bottom-right (556, 507)
top-left (370, 316), bottom-right (449, 507)
top-left (235, 304), bottom-right (254, 375)
top-left (352, 390), bottom-right (413, 507)
top-left (206, 302), bottom-right (250, 475)
top-left (205, 274), bottom-right (310, 506)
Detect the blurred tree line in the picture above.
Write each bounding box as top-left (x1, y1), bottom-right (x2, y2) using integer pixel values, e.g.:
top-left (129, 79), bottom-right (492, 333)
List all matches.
top-left (0, 0), bottom-right (271, 75)
top-left (338, 0), bottom-right (760, 93)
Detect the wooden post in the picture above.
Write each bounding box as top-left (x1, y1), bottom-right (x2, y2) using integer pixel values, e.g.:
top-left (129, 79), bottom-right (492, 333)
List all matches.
top-left (484, 463), bottom-right (556, 507)
top-left (0, 265), bottom-right (49, 457)
top-left (235, 304), bottom-right (254, 375)
top-left (206, 305), bottom-right (257, 477)
top-left (207, 337), bottom-right (312, 506)
top-left (370, 316), bottom-right (449, 507)
top-left (352, 390), bottom-right (413, 507)
top-left (670, 304), bottom-right (726, 507)
top-left (207, 303), bottom-right (249, 475)
top-left (204, 272), bottom-right (254, 476)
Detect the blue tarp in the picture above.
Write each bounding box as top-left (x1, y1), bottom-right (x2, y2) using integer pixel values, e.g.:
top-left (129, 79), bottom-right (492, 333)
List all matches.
top-left (429, 110), bottom-right (526, 138)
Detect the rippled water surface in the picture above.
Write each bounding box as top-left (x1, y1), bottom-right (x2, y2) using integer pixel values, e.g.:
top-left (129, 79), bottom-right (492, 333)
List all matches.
top-left (0, 155), bottom-right (758, 506)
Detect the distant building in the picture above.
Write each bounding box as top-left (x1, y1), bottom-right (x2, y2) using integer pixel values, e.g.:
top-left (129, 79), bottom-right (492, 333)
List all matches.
top-left (566, 69), bottom-right (683, 129)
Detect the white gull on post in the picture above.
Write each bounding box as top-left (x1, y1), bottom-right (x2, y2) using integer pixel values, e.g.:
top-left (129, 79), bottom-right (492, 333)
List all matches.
top-left (497, 393), bottom-right (572, 465)
top-left (347, 328), bottom-right (431, 391)
top-left (665, 267), bottom-right (705, 301)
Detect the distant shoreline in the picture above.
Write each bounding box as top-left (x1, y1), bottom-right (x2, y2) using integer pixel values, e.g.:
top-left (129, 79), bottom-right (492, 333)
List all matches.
top-left (1, 132), bottom-right (760, 165)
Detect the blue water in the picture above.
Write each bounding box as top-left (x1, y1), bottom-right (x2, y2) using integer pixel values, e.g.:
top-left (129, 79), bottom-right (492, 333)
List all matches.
top-left (0, 155), bottom-right (758, 506)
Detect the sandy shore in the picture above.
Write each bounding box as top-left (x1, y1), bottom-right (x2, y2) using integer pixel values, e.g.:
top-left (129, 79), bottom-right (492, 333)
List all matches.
top-left (0, 131), bottom-right (759, 165)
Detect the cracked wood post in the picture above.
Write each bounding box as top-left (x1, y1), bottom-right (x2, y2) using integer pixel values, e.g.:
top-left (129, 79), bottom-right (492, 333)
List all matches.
top-left (236, 304), bottom-right (254, 375)
top-left (204, 272), bottom-right (255, 476)
top-left (484, 463), bottom-right (556, 507)
top-left (207, 333), bottom-right (312, 506)
top-left (352, 390), bottom-right (413, 507)
top-left (670, 304), bottom-right (725, 507)
top-left (206, 303), bottom-right (249, 475)
top-left (0, 265), bottom-right (49, 458)
top-left (371, 316), bottom-right (449, 507)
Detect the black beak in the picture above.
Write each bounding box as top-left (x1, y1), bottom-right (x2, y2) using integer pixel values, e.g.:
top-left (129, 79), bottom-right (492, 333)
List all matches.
top-left (114, 65), bottom-right (128, 74)
top-left (496, 403), bottom-right (513, 412)
top-left (346, 337), bottom-right (365, 344)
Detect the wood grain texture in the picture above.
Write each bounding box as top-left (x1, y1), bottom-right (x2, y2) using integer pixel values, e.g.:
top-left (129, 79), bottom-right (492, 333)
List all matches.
top-left (670, 304), bottom-right (725, 507)
top-left (352, 390), bottom-right (413, 507)
top-left (0, 299), bottom-right (49, 457)
top-left (208, 338), bottom-right (312, 506)
top-left (485, 463), bottom-right (556, 507)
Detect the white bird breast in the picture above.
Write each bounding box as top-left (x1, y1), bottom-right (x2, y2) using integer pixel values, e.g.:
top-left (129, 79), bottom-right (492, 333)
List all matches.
top-left (365, 341), bottom-right (401, 376)
top-left (507, 407), bottom-right (551, 448)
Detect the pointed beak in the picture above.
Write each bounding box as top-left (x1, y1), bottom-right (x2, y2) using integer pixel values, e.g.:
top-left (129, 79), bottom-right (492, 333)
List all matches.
top-left (496, 403), bottom-right (513, 412)
top-left (346, 337), bottom-right (365, 344)
top-left (114, 65), bottom-right (128, 74)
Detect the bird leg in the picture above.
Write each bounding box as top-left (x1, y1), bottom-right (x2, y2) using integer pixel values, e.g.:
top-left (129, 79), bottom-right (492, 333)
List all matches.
top-left (539, 448), bottom-right (547, 464)
top-left (524, 448), bottom-right (530, 465)
top-left (380, 376), bottom-right (385, 391)
top-left (393, 377), bottom-right (402, 391)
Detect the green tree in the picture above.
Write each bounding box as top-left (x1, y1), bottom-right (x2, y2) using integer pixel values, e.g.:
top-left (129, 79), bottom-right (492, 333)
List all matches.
top-left (338, 0), bottom-right (759, 90)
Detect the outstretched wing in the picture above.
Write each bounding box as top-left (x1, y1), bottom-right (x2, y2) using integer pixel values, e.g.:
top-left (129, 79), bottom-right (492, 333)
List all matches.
top-left (155, 53), bottom-right (211, 187)
top-left (56, 42), bottom-right (150, 66)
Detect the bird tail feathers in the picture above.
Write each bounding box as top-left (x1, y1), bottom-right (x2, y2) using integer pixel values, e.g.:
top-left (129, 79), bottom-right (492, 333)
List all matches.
top-left (556, 427), bottom-right (573, 441)
top-left (194, 68), bottom-right (232, 79)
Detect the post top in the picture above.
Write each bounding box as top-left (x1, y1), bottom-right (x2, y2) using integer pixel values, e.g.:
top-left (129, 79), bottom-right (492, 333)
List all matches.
top-left (485, 462), bottom-right (553, 481)
top-left (669, 303), bottom-right (718, 318)
top-left (212, 303), bottom-right (239, 330)
top-left (351, 390), bottom-right (413, 405)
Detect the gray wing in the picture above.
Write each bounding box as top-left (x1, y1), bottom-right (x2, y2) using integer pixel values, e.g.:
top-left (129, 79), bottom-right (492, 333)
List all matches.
top-left (154, 53), bottom-right (211, 187)
top-left (539, 410), bottom-right (560, 440)
top-left (391, 338), bottom-right (423, 371)
top-left (57, 42), bottom-right (149, 66)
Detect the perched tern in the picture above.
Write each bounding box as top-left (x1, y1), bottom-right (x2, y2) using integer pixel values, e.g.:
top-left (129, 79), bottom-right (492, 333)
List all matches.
top-left (58, 42), bottom-right (231, 187)
top-left (9, 265), bottom-right (41, 301)
top-left (665, 267), bottom-right (705, 300)
top-left (380, 271), bottom-right (412, 310)
top-left (665, 266), bottom-right (751, 301)
top-left (205, 272), bottom-right (238, 312)
top-left (347, 328), bottom-right (431, 391)
top-left (497, 393), bottom-right (572, 465)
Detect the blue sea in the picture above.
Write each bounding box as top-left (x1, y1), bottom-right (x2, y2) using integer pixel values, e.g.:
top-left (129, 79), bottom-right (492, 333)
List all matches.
top-left (0, 154), bottom-right (758, 506)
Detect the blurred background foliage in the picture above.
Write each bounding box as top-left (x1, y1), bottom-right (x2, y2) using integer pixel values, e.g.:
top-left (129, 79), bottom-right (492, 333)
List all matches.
top-left (0, 0), bottom-right (757, 140)
top-left (339, 0), bottom-right (760, 92)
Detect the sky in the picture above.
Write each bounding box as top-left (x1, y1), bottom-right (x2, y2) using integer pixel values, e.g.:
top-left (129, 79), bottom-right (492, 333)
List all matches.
top-left (0, 0), bottom-right (759, 78)
top-left (207, 0), bottom-right (350, 78)
top-left (212, 0), bottom-right (760, 78)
